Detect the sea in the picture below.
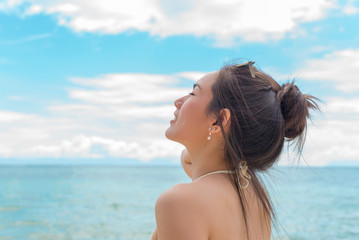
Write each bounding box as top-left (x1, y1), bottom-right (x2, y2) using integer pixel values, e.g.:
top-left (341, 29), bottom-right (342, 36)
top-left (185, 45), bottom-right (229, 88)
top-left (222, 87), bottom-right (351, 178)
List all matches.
top-left (0, 165), bottom-right (358, 240)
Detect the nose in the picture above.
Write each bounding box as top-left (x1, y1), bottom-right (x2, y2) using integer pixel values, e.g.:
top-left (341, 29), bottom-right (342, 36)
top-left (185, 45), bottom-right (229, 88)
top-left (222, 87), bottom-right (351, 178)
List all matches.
top-left (174, 96), bottom-right (185, 109)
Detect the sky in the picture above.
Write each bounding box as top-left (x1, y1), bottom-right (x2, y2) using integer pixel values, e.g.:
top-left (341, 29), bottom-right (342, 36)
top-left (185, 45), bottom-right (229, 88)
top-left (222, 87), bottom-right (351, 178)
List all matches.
top-left (0, 0), bottom-right (358, 166)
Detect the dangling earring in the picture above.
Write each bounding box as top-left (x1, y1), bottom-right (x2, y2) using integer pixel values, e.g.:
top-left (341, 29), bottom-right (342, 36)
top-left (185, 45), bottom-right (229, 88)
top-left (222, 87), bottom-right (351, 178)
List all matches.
top-left (207, 127), bottom-right (212, 140)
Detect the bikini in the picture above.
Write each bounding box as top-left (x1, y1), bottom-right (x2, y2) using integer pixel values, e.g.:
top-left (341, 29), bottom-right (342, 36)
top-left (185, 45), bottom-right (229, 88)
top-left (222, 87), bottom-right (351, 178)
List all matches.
top-left (192, 170), bottom-right (235, 182)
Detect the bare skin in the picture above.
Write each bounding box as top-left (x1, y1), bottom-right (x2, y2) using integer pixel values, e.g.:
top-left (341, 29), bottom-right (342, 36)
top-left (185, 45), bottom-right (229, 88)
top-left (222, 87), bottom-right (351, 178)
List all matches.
top-left (151, 72), bottom-right (271, 240)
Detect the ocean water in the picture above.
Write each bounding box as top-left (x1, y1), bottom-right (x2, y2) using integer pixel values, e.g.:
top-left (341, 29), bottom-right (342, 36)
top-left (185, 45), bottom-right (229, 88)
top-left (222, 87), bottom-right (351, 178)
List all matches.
top-left (0, 165), bottom-right (358, 240)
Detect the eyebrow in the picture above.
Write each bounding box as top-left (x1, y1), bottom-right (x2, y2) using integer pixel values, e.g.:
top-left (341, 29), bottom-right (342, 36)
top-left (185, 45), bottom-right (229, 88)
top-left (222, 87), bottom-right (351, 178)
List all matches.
top-left (193, 83), bottom-right (202, 90)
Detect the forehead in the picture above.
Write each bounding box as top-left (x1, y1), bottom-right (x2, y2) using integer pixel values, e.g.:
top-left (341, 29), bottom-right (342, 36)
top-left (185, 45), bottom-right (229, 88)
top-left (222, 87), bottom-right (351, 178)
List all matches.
top-left (196, 71), bottom-right (219, 90)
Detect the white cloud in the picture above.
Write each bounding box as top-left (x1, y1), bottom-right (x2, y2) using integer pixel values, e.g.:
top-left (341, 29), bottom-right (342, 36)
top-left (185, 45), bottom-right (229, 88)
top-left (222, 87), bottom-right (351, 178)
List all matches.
top-left (324, 97), bottom-right (359, 114)
top-left (177, 72), bottom-right (207, 82)
top-left (0, 72), bottom-right (195, 162)
top-left (56, 73), bottom-right (198, 121)
top-left (0, 110), bottom-right (39, 122)
top-left (295, 49), bottom-right (359, 93)
top-left (314, 97), bottom-right (359, 163)
top-left (343, 0), bottom-right (358, 15)
top-left (343, 5), bottom-right (358, 15)
top-left (25, 4), bottom-right (43, 15)
top-left (48, 3), bottom-right (79, 14)
top-left (27, 135), bottom-right (183, 161)
top-left (69, 73), bottom-right (186, 105)
top-left (278, 97), bottom-right (359, 166)
top-left (63, 72), bottom-right (195, 121)
top-left (0, 0), bottom-right (339, 45)
top-left (0, 0), bottom-right (23, 10)
top-left (49, 103), bottom-right (174, 121)
top-left (305, 119), bottom-right (359, 165)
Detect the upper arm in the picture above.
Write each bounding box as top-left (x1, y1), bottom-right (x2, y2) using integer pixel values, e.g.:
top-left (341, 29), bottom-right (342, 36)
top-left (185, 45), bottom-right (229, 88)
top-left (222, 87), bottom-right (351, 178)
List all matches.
top-left (155, 185), bottom-right (208, 240)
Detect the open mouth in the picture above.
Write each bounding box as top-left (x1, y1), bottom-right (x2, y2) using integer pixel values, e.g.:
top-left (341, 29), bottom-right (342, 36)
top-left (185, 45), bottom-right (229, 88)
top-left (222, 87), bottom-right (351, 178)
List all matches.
top-left (170, 113), bottom-right (178, 123)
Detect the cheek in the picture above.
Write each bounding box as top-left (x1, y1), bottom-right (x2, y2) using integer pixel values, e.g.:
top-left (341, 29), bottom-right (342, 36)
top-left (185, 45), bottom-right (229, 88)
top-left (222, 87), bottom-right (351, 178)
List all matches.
top-left (181, 101), bottom-right (205, 127)
top-left (166, 99), bottom-right (209, 142)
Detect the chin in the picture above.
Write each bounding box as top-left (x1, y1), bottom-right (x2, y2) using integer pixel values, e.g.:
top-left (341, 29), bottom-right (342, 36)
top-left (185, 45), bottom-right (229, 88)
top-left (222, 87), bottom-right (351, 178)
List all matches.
top-left (165, 125), bottom-right (181, 143)
top-left (165, 126), bottom-right (175, 141)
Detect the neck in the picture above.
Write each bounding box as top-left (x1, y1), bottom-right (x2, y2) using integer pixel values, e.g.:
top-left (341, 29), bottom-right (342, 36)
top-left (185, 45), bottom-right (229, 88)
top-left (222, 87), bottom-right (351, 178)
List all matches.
top-left (186, 142), bottom-right (228, 181)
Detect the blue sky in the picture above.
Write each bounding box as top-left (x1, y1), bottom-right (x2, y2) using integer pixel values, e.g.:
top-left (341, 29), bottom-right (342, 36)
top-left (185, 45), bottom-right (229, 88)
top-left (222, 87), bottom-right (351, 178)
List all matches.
top-left (0, 0), bottom-right (358, 166)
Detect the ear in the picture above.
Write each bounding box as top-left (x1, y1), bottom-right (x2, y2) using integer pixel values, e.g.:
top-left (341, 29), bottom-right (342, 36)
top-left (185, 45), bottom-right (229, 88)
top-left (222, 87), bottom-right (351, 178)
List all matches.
top-left (210, 108), bottom-right (231, 133)
top-left (220, 108), bottom-right (231, 128)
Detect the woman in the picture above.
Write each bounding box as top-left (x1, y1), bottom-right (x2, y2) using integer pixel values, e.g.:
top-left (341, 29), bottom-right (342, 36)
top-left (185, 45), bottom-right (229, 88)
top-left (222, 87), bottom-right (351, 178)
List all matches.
top-left (151, 62), bottom-right (319, 240)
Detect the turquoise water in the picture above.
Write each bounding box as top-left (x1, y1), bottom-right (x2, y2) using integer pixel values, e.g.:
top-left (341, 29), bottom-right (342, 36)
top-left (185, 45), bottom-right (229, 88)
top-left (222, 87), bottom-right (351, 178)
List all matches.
top-left (0, 166), bottom-right (358, 240)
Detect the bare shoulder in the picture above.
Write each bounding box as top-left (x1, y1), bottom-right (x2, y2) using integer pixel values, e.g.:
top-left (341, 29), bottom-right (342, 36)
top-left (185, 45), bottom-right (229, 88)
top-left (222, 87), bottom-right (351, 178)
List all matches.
top-left (155, 183), bottom-right (208, 240)
top-left (155, 183), bottom-right (205, 217)
top-left (156, 182), bottom-right (211, 211)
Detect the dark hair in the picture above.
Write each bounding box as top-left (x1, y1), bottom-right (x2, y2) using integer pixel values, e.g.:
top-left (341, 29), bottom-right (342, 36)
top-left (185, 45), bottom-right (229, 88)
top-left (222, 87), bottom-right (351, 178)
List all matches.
top-left (207, 63), bottom-right (319, 238)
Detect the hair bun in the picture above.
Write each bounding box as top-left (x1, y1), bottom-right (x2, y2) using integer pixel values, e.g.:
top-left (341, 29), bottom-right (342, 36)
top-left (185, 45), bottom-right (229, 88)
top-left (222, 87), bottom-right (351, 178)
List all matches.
top-left (277, 81), bottom-right (319, 139)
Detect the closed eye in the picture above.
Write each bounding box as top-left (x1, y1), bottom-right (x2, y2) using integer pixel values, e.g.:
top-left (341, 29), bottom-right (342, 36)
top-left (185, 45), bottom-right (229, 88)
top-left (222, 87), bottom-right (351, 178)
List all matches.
top-left (189, 83), bottom-right (201, 96)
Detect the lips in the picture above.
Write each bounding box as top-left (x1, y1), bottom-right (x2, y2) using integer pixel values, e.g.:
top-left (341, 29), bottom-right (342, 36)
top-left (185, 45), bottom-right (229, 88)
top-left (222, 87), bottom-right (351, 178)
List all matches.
top-left (171, 112), bottom-right (178, 123)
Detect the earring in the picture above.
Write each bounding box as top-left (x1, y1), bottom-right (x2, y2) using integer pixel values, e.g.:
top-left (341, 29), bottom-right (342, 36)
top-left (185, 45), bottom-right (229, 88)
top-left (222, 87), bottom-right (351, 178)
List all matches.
top-left (207, 127), bottom-right (212, 140)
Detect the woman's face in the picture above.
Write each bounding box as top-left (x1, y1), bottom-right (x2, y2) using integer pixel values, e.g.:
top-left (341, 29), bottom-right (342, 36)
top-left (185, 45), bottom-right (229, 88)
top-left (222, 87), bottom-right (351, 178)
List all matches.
top-left (165, 72), bottom-right (218, 147)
